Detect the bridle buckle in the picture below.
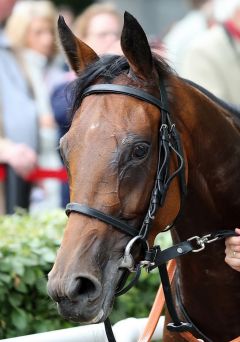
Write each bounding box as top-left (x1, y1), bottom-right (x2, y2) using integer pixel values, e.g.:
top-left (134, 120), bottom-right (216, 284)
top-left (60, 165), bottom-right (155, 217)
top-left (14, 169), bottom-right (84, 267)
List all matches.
top-left (119, 236), bottom-right (149, 272)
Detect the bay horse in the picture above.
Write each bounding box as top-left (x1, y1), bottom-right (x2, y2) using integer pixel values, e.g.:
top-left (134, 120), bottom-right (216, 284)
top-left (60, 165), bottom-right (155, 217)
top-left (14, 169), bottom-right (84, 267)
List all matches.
top-left (47, 12), bottom-right (240, 342)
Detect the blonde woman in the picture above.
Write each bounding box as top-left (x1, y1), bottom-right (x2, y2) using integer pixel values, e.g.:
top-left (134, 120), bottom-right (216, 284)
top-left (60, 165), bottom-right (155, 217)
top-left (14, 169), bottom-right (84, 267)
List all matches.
top-left (73, 3), bottom-right (123, 55)
top-left (6, 1), bottom-right (64, 211)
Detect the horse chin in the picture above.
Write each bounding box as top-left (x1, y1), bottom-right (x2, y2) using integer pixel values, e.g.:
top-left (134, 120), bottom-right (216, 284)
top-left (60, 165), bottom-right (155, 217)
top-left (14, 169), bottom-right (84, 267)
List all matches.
top-left (56, 267), bottom-right (121, 324)
top-left (57, 291), bottom-right (114, 324)
top-left (57, 298), bottom-right (106, 324)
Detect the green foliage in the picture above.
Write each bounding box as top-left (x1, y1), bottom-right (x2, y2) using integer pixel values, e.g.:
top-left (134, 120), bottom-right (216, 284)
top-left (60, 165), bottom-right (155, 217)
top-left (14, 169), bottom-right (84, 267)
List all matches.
top-left (0, 210), bottom-right (172, 338)
top-left (0, 210), bottom-right (76, 339)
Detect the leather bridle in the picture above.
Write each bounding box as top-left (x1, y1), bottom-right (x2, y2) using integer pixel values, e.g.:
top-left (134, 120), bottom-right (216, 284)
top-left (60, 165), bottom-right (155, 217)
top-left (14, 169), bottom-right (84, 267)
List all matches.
top-left (66, 82), bottom-right (186, 244)
top-left (65, 82), bottom-right (238, 341)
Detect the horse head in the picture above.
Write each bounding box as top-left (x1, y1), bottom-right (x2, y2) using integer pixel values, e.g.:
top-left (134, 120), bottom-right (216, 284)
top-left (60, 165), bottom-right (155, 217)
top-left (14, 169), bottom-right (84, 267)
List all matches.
top-left (47, 12), bottom-right (184, 324)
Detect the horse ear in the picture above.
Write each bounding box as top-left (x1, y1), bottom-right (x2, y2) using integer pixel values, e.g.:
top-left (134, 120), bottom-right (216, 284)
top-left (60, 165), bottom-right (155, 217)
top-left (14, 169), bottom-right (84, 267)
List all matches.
top-left (121, 12), bottom-right (153, 80)
top-left (57, 16), bottom-right (99, 74)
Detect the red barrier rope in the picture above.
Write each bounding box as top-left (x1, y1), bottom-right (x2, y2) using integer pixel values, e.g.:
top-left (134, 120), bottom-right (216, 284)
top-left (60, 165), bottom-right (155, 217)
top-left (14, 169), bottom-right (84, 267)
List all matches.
top-left (0, 165), bottom-right (6, 180)
top-left (0, 165), bottom-right (68, 182)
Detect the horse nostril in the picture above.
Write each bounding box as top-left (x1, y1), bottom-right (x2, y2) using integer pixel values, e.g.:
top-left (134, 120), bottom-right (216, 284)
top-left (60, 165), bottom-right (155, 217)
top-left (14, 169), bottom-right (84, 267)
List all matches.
top-left (68, 275), bottom-right (101, 302)
top-left (77, 277), bottom-right (95, 296)
top-left (48, 274), bottom-right (101, 303)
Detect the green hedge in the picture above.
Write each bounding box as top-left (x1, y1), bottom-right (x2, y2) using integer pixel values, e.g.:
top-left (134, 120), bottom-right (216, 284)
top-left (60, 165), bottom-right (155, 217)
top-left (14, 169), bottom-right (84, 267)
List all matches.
top-left (0, 210), bottom-right (171, 338)
top-left (0, 210), bottom-right (75, 339)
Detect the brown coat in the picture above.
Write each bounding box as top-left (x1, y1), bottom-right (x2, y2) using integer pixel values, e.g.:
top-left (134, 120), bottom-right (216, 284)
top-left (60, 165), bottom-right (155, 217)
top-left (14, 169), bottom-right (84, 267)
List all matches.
top-left (181, 25), bottom-right (240, 105)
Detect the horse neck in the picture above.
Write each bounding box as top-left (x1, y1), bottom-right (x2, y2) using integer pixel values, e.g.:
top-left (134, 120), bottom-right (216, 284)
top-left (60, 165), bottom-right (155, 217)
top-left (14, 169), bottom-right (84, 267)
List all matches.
top-left (167, 80), bottom-right (240, 339)
top-left (170, 77), bottom-right (240, 238)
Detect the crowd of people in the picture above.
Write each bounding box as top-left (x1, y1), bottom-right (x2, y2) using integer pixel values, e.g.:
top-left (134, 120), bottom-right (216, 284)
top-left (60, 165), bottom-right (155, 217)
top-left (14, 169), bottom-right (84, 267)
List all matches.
top-left (0, 0), bottom-right (123, 213)
top-left (0, 0), bottom-right (240, 271)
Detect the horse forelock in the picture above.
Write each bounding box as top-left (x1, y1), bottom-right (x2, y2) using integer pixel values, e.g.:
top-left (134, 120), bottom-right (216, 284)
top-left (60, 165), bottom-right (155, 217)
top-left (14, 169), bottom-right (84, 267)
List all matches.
top-left (66, 53), bottom-right (173, 122)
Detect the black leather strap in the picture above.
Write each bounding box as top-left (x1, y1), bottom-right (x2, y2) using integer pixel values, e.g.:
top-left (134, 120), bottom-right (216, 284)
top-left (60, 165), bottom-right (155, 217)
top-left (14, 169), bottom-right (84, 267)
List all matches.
top-left (158, 262), bottom-right (193, 332)
top-left (115, 264), bottom-right (141, 296)
top-left (175, 275), bottom-right (213, 341)
top-left (104, 318), bottom-right (116, 342)
top-left (146, 242), bottom-right (193, 271)
top-left (66, 203), bottom-right (139, 237)
top-left (146, 229), bottom-right (237, 271)
top-left (210, 229), bottom-right (237, 239)
top-left (82, 84), bottom-right (167, 111)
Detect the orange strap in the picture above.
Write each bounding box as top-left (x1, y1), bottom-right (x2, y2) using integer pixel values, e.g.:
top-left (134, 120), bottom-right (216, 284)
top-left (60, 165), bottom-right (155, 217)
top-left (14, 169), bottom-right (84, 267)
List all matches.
top-left (138, 259), bottom-right (176, 342)
top-left (138, 258), bottom-right (240, 342)
top-left (180, 331), bottom-right (202, 342)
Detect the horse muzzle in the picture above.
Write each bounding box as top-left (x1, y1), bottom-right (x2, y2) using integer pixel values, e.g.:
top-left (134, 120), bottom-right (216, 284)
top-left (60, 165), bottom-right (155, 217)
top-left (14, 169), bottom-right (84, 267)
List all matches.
top-left (47, 271), bottom-right (105, 323)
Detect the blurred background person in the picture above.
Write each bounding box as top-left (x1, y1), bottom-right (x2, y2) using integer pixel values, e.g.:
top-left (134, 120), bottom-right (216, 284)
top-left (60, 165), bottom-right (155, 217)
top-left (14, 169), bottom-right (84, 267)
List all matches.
top-left (6, 0), bottom-right (65, 211)
top-left (51, 2), bottom-right (123, 207)
top-left (181, 0), bottom-right (240, 104)
top-left (163, 0), bottom-right (214, 73)
top-left (0, 0), bottom-right (38, 214)
top-left (72, 2), bottom-right (123, 55)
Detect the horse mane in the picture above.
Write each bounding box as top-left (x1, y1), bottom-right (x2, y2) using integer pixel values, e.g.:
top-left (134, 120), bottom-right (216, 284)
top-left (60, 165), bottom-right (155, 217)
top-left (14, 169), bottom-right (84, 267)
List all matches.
top-left (184, 78), bottom-right (240, 120)
top-left (67, 53), bottom-right (172, 120)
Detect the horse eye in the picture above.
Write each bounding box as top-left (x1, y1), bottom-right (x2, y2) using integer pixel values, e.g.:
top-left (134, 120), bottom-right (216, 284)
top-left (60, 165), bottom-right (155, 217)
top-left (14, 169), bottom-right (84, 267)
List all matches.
top-left (132, 143), bottom-right (149, 160)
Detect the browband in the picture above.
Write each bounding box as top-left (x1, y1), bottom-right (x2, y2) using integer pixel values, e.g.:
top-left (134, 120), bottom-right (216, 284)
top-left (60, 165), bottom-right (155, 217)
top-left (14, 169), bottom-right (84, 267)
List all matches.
top-left (81, 84), bottom-right (167, 111)
top-left (66, 203), bottom-right (139, 237)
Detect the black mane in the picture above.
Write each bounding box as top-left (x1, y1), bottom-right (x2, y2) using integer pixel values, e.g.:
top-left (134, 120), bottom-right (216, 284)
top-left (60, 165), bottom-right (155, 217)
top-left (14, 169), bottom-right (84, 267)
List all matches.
top-left (184, 78), bottom-right (240, 120)
top-left (67, 53), bottom-right (172, 119)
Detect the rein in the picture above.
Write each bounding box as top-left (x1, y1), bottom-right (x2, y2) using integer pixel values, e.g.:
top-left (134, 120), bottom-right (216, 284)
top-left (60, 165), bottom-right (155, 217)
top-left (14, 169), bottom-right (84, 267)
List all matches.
top-left (65, 82), bottom-right (237, 341)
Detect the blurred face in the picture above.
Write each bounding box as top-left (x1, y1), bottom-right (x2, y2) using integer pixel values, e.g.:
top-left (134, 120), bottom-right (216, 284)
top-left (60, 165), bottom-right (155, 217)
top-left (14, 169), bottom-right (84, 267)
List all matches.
top-left (25, 17), bottom-right (55, 57)
top-left (85, 13), bottom-right (121, 55)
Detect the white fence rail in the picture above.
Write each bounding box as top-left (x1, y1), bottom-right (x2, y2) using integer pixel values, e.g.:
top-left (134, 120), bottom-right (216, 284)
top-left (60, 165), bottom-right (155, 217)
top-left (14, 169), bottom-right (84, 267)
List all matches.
top-left (2, 317), bottom-right (164, 342)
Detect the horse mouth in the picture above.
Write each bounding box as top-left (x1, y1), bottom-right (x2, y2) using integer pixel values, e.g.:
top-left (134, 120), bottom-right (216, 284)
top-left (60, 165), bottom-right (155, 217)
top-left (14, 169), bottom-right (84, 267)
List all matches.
top-left (56, 280), bottom-right (117, 324)
top-left (48, 252), bottom-right (127, 324)
top-left (57, 297), bottom-right (106, 323)
top-left (58, 300), bottom-right (105, 323)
